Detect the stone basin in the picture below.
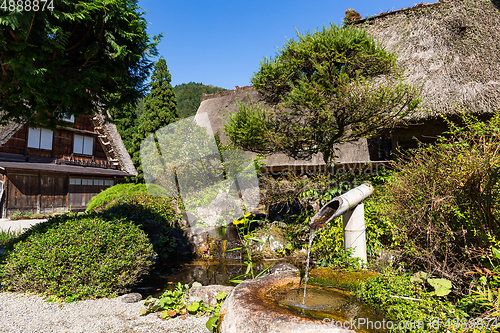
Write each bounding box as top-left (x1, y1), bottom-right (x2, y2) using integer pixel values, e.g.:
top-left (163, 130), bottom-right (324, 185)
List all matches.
top-left (219, 264), bottom-right (385, 333)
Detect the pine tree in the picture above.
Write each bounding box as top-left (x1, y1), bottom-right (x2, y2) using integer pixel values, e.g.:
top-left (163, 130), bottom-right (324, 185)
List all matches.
top-left (130, 58), bottom-right (179, 182)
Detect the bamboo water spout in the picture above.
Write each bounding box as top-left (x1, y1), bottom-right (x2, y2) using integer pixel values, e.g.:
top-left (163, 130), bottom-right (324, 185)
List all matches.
top-left (309, 183), bottom-right (374, 263)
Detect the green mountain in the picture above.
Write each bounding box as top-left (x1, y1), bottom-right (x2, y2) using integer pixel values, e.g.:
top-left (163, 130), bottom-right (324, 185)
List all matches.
top-left (173, 82), bottom-right (227, 118)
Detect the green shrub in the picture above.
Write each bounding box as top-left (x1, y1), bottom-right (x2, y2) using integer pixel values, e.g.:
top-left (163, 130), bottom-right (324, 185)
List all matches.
top-left (380, 111), bottom-right (500, 290)
top-left (98, 194), bottom-right (179, 259)
top-left (0, 213), bottom-right (155, 301)
top-left (100, 193), bottom-right (177, 226)
top-left (0, 228), bottom-right (22, 246)
top-left (86, 183), bottom-right (170, 212)
top-left (86, 184), bottom-right (180, 259)
top-left (356, 269), bottom-right (466, 332)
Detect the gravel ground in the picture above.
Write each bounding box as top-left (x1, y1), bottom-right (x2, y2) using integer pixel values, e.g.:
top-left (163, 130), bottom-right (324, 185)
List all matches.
top-left (0, 292), bottom-right (210, 333)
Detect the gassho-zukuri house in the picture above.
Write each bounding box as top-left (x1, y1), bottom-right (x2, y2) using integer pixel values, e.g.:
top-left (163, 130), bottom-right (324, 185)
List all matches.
top-left (195, 0), bottom-right (500, 173)
top-left (0, 113), bottom-right (137, 217)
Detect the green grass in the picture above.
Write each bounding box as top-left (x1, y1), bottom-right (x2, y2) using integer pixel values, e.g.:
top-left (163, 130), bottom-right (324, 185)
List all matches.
top-left (0, 228), bottom-right (23, 246)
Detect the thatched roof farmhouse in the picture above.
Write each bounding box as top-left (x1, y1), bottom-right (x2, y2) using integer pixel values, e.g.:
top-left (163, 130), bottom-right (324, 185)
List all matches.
top-left (196, 0), bottom-right (500, 171)
top-left (358, 0), bottom-right (500, 149)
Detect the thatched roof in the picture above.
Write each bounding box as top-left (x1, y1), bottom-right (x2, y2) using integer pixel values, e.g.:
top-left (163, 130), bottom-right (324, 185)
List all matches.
top-left (0, 122), bottom-right (23, 146)
top-left (355, 0), bottom-right (500, 120)
top-left (92, 113), bottom-right (137, 176)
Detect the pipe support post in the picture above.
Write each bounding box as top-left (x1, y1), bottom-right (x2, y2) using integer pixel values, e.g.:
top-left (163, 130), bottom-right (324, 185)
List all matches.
top-left (342, 203), bottom-right (367, 264)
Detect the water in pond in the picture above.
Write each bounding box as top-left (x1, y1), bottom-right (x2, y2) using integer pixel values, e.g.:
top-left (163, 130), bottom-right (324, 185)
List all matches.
top-left (267, 283), bottom-right (387, 333)
top-left (302, 228), bottom-right (317, 305)
top-left (133, 258), bottom-right (280, 298)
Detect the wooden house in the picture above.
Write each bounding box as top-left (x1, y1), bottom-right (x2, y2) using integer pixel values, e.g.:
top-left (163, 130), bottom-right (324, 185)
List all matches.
top-left (0, 114), bottom-right (137, 217)
top-left (355, 0), bottom-right (500, 150)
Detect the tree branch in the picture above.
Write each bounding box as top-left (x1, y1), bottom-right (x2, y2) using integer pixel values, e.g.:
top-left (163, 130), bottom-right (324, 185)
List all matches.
top-left (25, 13), bottom-right (36, 42)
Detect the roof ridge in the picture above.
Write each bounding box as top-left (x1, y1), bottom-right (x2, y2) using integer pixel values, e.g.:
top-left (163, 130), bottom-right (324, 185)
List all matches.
top-left (201, 85), bottom-right (254, 102)
top-left (351, 1), bottom-right (446, 25)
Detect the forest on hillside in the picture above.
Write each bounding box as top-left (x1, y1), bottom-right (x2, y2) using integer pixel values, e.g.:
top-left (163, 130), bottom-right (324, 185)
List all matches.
top-left (173, 82), bottom-right (227, 118)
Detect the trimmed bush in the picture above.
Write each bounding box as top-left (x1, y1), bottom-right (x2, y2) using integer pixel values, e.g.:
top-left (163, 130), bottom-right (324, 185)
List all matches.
top-left (87, 183), bottom-right (178, 227)
top-left (100, 193), bottom-right (178, 226)
top-left (85, 183), bottom-right (170, 212)
top-left (98, 194), bottom-right (179, 260)
top-left (0, 214), bottom-right (155, 301)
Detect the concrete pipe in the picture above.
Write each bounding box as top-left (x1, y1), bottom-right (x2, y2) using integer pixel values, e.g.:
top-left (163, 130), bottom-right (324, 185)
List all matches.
top-left (309, 183), bottom-right (373, 263)
top-left (309, 183), bottom-right (373, 230)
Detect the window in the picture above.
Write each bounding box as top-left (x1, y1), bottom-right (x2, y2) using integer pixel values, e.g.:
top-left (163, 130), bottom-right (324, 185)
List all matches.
top-left (27, 128), bottom-right (53, 150)
top-left (70, 178), bottom-right (114, 187)
top-left (73, 134), bottom-right (93, 155)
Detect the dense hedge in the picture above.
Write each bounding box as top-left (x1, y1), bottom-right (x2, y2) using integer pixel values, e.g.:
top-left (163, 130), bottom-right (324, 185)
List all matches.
top-left (87, 183), bottom-right (177, 224)
top-left (0, 214), bottom-right (155, 301)
top-left (86, 183), bottom-right (180, 259)
top-left (86, 183), bottom-right (170, 213)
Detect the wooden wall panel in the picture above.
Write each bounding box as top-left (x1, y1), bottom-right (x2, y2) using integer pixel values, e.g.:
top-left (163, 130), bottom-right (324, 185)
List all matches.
top-left (0, 126), bottom-right (27, 155)
top-left (53, 130), bottom-right (73, 158)
top-left (7, 173), bottom-right (38, 212)
top-left (40, 174), bottom-right (68, 211)
top-left (94, 138), bottom-right (107, 160)
top-left (74, 115), bottom-right (94, 132)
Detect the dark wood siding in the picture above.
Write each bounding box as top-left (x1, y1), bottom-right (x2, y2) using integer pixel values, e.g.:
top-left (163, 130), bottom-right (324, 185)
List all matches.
top-left (5, 172), bottom-right (115, 216)
top-left (53, 130), bottom-right (73, 157)
top-left (0, 127), bottom-right (27, 155)
top-left (40, 173), bottom-right (67, 213)
top-left (74, 115), bottom-right (94, 132)
top-left (6, 172), bottom-right (39, 213)
top-left (0, 117), bottom-right (110, 164)
top-left (68, 177), bottom-right (114, 210)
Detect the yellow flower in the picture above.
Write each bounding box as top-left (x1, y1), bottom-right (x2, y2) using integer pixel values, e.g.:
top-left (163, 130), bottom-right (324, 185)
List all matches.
top-left (232, 217), bottom-right (247, 225)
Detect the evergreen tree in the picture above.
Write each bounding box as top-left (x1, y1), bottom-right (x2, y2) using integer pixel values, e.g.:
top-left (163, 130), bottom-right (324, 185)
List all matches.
top-left (130, 58), bottom-right (179, 182)
top-left (109, 103), bottom-right (138, 153)
top-left (0, 0), bottom-right (160, 128)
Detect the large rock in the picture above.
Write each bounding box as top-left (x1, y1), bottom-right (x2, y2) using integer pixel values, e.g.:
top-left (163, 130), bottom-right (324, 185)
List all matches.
top-left (219, 265), bottom-right (356, 333)
top-left (120, 293), bottom-right (142, 303)
top-left (168, 226), bottom-right (244, 259)
top-left (194, 192), bottom-right (244, 227)
top-left (249, 223), bottom-right (291, 257)
top-left (189, 285), bottom-right (234, 307)
top-left (168, 227), bottom-right (209, 259)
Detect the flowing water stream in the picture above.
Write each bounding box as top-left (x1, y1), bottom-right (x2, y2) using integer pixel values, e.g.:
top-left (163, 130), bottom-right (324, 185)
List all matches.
top-left (302, 228), bottom-right (317, 305)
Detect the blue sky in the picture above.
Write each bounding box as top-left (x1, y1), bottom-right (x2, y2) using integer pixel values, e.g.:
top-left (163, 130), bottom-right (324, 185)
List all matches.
top-left (138, 1), bottom-right (436, 90)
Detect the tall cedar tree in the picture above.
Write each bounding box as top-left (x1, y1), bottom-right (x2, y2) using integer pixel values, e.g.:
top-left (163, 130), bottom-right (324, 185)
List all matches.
top-left (224, 24), bottom-right (421, 168)
top-left (130, 58), bottom-right (179, 182)
top-left (0, 0), bottom-right (160, 128)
